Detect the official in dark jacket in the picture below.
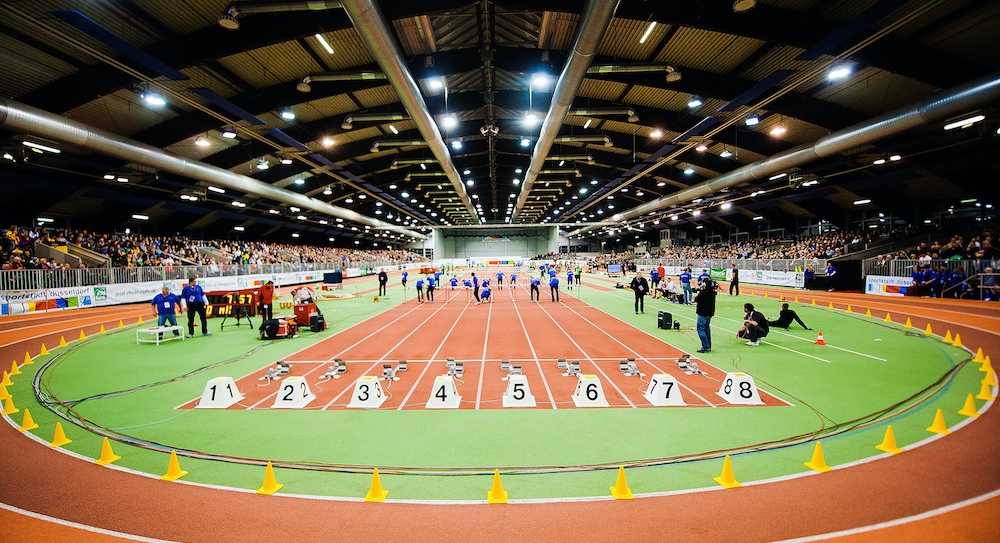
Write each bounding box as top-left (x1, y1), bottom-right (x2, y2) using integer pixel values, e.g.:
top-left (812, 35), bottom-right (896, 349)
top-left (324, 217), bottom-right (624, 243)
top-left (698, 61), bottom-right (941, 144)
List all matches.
top-left (630, 272), bottom-right (649, 314)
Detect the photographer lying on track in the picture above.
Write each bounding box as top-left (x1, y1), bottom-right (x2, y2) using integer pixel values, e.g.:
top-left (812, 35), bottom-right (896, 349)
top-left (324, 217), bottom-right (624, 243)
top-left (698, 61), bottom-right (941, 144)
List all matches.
top-left (736, 303), bottom-right (769, 346)
top-left (766, 303), bottom-right (812, 331)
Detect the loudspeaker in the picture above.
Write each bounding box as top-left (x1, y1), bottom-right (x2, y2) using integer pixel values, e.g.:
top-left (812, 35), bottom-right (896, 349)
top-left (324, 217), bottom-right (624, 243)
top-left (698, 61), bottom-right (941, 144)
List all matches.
top-left (658, 310), bottom-right (672, 330)
top-left (310, 314), bottom-right (326, 333)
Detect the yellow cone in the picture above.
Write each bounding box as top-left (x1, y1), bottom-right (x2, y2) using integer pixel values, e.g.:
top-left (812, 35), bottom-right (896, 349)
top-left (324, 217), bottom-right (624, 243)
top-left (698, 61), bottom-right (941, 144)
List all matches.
top-left (875, 425), bottom-right (903, 454)
top-left (713, 455), bottom-right (741, 488)
top-left (1, 371), bottom-right (12, 386)
top-left (926, 408), bottom-right (950, 436)
top-left (161, 451), bottom-right (188, 481)
top-left (57, 336), bottom-right (67, 348)
top-left (50, 422), bottom-right (72, 447)
top-left (811, 299), bottom-right (816, 306)
top-left (18, 408), bottom-right (39, 432)
top-left (22, 352), bottom-right (33, 366)
top-left (764, 292), bottom-right (769, 298)
top-left (904, 318), bottom-right (913, 329)
top-left (38, 344), bottom-right (49, 356)
top-left (256, 461), bottom-right (283, 495)
top-left (983, 370), bottom-right (998, 387)
top-left (982, 360), bottom-right (993, 375)
top-left (117, 319), bottom-right (124, 329)
top-left (958, 394), bottom-right (979, 418)
top-left (924, 323), bottom-right (933, 336)
top-left (976, 381), bottom-right (996, 401)
top-left (610, 466), bottom-right (634, 500)
top-left (884, 312), bottom-right (892, 323)
top-left (846, 305), bottom-right (852, 313)
top-left (95, 437), bottom-right (122, 466)
top-left (973, 348), bottom-right (986, 363)
top-left (3, 396), bottom-right (19, 415)
top-left (364, 468), bottom-right (388, 502)
top-left (99, 324), bottom-right (107, 334)
top-left (79, 330), bottom-right (87, 341)
top-left (750, 290), bottom-right (755, 296)
top-left (0, 384), bottom-right (9, 401)
top-left (952, 333), bottom-right (964, 348)
top-left (804, 442), bottom-right (832, 473)
top-left (137, 315), bottom-right (144, 325)
top-left (794, 296), bottom-right (799, 303)
top-left (943, 330), bottom-right (953, 344)
top-left (9, 360), bottom-right (21, 376)
top-left (828, 302), bottom-right (834, 309)
top-left (487, 469), bottom-right (509, 503)
top-left (865, 308), bottom-right (871, 317)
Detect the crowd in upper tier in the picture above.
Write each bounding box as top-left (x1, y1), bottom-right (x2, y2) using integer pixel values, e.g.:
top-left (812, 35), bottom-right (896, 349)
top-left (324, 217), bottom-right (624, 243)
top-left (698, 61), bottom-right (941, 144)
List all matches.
top-left (874, 228), bottom-right (996, 261)
top-left (1, 225), bottom-right (426, 270)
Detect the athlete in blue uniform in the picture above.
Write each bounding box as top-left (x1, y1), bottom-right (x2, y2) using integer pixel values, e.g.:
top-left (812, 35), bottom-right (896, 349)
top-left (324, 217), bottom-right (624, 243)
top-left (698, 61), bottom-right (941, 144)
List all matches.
top-left (415, 278), bottom-right (424, 302)
top-left (481, 287), bottom-right (492, 303)
top-left (496, 270), bottom-right (504, 290)
top-left (679, 268), bottom-right (693, 305)
top-left (426, 275), bottom-right (435, 302)
top-left (549, 275), bottom-right (560, 302)
top-left (567, 270), bottom-right (574, 291)
top-left (450, 276), bottom-right (459, 290)
top-left (472, 273), bottom-right (481, 304)
top-left (530, 277), bottom-right (540, 301)
top-left (401, 270), bottom-right (408, 289)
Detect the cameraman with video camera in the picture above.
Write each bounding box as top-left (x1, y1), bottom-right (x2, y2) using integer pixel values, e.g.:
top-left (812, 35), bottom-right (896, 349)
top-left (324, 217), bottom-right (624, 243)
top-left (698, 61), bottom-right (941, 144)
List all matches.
top-left (695, 279), bottom-right (717, 353)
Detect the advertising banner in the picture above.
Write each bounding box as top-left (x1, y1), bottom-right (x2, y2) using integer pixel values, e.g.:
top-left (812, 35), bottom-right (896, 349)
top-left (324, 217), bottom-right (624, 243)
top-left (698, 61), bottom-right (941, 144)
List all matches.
top-left (865, 275), bottom-right (912, 297)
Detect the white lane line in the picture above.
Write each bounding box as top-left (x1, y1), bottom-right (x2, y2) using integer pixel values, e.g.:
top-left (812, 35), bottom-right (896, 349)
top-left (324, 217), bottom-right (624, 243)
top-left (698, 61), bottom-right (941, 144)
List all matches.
top-left (511, 291), bottom-right (557, 409)
top-left (475, 299), bottom-right (493, 410)
top-left (0, 501), bottom-right (181, 542)
top-left (396, 297), bottom-right (473, 410)
top-left (534, 302), bottom-right (636, 408)
top-left (558, 303), bottom-right (714, 408)
top-left (768, 487), bottom-right (1000, 542)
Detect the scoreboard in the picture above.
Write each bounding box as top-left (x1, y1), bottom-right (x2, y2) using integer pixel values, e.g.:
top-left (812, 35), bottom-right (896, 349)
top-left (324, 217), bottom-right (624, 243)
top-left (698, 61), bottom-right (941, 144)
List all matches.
top-left (205, 288), bottom-right (258, 318)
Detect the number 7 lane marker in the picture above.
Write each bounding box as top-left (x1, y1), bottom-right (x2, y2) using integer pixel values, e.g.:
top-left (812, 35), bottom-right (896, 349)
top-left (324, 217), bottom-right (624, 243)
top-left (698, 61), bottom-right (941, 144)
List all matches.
top-left (474, 298), bottom-right (494, 410)
top-left (533, 304), bottom-right (637, 408)
top-left (558, 303), bottom-right (715, 407)
top-left (512, 289), bottom-right (557, 409)
top-left (396, 298), bottom-right (475, 410)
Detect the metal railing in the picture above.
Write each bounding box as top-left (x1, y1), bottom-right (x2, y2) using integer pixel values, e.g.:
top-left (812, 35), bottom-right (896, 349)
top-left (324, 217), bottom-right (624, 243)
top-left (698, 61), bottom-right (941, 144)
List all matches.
top-left (635, 258), bottom-right (826, 273)
top-left (942, 273), bottom-right (1000, 301)
top-left (0, 260), bottom-right (412, 291)
top-left (861, 258), bottom-right (1000, 278)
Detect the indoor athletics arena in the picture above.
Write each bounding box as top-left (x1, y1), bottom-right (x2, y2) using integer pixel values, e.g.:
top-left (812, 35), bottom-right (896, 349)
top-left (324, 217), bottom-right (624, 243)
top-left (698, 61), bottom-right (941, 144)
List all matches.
top-left (2, 0), bottom-right (999, 541)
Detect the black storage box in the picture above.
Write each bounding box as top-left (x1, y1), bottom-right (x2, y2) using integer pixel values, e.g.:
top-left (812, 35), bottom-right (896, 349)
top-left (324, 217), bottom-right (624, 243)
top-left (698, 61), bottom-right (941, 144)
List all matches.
top-left (657, 310), bottom-right (672, 330)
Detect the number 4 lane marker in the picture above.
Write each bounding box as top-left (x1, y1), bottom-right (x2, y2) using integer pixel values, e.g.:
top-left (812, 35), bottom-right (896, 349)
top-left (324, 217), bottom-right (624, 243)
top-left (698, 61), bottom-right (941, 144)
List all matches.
top-left (397, 299), bottom-right (475, 410)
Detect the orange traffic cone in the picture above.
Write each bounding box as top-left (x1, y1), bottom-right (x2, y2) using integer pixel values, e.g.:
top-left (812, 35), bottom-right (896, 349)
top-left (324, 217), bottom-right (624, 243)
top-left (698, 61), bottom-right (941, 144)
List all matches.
top-left (256, 461), bottom-right (283, 495)
top-left (804, 442), bottom-right (832, 473)
top-left (958, 394), bottom-right (979, 418)
top-left (926, 409), bottom-right (950, 436)
top-left (875, 425), bottom-right (903, 454)
top-left (610, 466), bottom-right (633, 500)
top-left (161, 451), bottom-right (187, 481)
top-left (18, 408), bottom-right (39, 432)
top-left (487, 469), bottom-right (508, 504)
top-left (714, 455), bottom-right (740, 488)
top-left (364, 468), bottom-right (388, 502)
top-left (50, 422), bottom-right (72, 447)
top-left (814, 332), bottom-right (827, 346)
top-left (95, 437), bottom-right (122, 466)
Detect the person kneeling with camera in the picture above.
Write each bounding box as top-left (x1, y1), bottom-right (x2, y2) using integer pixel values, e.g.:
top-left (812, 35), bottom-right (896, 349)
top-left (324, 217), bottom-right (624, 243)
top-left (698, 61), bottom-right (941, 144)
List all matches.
top-left (736, 303), bottom-right (769, 346)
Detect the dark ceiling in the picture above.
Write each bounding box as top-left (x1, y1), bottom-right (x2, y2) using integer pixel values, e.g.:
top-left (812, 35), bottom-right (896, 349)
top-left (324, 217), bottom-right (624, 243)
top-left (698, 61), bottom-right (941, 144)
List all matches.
top-left (1, 0), bottom-right (999, 248)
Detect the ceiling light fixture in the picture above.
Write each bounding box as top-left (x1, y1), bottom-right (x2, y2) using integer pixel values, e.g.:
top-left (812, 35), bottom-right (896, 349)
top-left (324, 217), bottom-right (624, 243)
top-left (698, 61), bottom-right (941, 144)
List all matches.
top-left (280, 156), bottom-right (294, 165)
top-left (943, 115), bottom-right (985, 130)
top-left (889, 154), bottom-right (901, 161)
top-left (827, 64), bottom-right (853, 81)
top-left (388, 124), bottom-right (399, 134)
top-left (315, 33), bottom-right (334, 55)
top-left (131, 214), bottom-right (149, 220)
top-left (684, 167), bottom-right (694, 175)
top-left (140, 90), bottom-right (166, 107)
top-left (451, 139), bottom-right (463, 150)
top-left (520, 138), bottom-right (531, 147)
top-left (256, 158), bottom-right (269, 170)
top-left (650, 129), bottom-right (663, 138)
top-left (234, 226), bottom-right (245, 231)
top-left (639, 20), bottom-right (657, 44)
top-left (720, 148), bottom-right (733, 158)
top-left (854, 199), bottom-right (872, 205)
top-left (208, 186), bottom-right (225, 194)
top-left (770, 125), bottom-right (786, 136)
top-left (321, 137), bottom-right (334, 147)
top-left (687, 96), bottom-right (703, 108)
top-left (293, 178), bottom-right (305, 185)
top-left (583, 119), bottom-right (592, 129)
top-left (733, 0), bottom-right (757, 12)
top-left (222, 128), bottom-right (237, 139)
top-left (695, 144), bottom-right (708, 151)
top-left (117, 177), bottom-right (129, 183)
top-left (442, 115), bottom-right (457, 128)
top-left (769, 173), bottom-right (787, 180)
top-left (721, 202), bottom-right (732, 210)
top-left (752, 215), bottom-right (764, 221)
top-left (745, 114), bottom-right (760, 126)
top-left (21, 141), bottom-right (61, 154)
top-left (279, 109), bottom-right (295, 121)
top-left (873, 157), bottom-right (886, 165)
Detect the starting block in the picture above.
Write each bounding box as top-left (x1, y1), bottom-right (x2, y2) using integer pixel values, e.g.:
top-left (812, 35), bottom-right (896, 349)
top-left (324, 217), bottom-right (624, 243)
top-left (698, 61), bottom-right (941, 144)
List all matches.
top-left (346, 376), bottom-right (387, 409)
top-left (446, 358), bottom-right (464, 378)
top-left (676, 355), bottom-right (702, 375)
top-left (572, 374), bottom-right (610, 407)
top-left (271, 376), bottom-right (316, 409)
top-left (259, 362), bottom-right (292, 383)
top-left (380, 363), bottom-right (399, 381)
top-left (643, 374), bottom-right (687, 406)
top-left (425, 375), bottom-right (462, 409)
top-left (562, 360), bottom-right (581, 377)
top-left (716, 372), bottom-right (763, 405)
top-left (321, 359), bottom-right (348, 380)
top-left (619, 358), bottom-right (642, 377)
top-left (502, 373), bottom-right (536, 407)
top-left (195, 376), bottom-right (244, 409)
